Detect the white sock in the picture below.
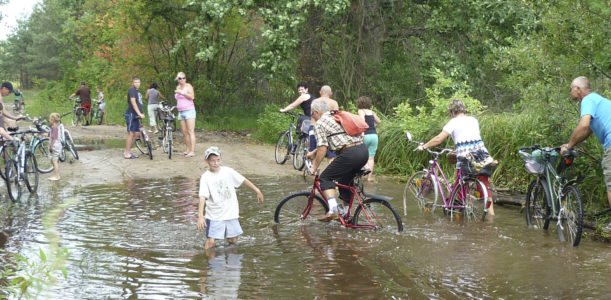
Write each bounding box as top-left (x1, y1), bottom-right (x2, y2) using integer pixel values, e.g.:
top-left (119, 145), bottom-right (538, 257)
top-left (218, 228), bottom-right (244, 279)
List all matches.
top-left (327, 197), bottom-right (338, 213)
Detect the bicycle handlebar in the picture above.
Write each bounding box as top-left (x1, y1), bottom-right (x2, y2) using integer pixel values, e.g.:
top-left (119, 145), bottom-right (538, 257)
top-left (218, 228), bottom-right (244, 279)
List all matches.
top-left (519, 145), bottom-right (578, 158)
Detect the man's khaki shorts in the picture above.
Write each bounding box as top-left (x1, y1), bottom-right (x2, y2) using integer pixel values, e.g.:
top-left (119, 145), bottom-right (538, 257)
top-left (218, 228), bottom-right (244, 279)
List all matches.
top-left (602, 147), bottom-right (611, 191)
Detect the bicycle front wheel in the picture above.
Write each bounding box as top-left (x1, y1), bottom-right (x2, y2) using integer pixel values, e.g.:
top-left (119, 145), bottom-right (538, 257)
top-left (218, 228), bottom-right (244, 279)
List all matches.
top-left (33, 138), bottom-right (53, 173)
top-left (274, 192), bottom-right (328, 225)
top-left (135, 138), bottom-right (147, 154)
top-left (65, 132), bottom-right (79, 160)
top-left (353, 198), bottom-right (404, 232)
top-left (293, 136), bottom-right (307, 170)
top-left (24, 152), bottom-right (38, 193)
top-left (0, 145), bottom-right (9, 180)
top-left (146, 138), bottom-right (153, 160)
top-left (525, 178), bottom-right (551, 230)
top-left (167, 130), bottom-right (173, 159)
top-left (404, 170), bottom-right (439, 216)
top-left (274, 131), bottom-right (291, 164)
top-left (559, 185), bottom-right (583, 247)
top-left (450, 177), bottom-right (489, 222)
top-left (5, 160), bottom-right (22, 202)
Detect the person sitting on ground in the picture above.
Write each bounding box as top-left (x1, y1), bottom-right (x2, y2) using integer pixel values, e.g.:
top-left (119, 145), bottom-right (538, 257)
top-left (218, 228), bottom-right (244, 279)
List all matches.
top-left (357, 96), bottom-right (381, 182)
top-left (309, 100), bottom-right (368, 221)
top-left (48, 113), bottom-right (62, 181)
top-left (197, 146), bottom-right (264, 249)
top-left (417, 99), bottom-right (495, 216)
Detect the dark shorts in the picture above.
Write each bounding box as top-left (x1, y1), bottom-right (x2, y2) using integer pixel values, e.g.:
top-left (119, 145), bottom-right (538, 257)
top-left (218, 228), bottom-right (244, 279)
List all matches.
top-left (125, 113), bottom-right (140, 132)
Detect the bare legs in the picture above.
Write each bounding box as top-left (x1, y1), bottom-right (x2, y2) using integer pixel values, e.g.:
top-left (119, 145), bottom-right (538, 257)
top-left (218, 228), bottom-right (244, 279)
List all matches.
top-left (124, 131), bottom-right (137, 158)
top-left (180, 118), bottom-right (196, 156)
top-left (365, 156), bottom-right (375, 181)
top-left (204, 237), bottom-right (238, 249)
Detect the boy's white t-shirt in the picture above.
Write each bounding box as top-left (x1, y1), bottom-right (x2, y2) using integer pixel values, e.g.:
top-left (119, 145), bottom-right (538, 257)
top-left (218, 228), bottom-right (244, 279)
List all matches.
top-left (199, 166), bottom-right (245, 221)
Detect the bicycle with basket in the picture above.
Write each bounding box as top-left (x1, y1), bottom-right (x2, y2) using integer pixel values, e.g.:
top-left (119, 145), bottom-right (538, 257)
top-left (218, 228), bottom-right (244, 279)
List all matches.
top-left (518, 145), bottom-right (583, 246)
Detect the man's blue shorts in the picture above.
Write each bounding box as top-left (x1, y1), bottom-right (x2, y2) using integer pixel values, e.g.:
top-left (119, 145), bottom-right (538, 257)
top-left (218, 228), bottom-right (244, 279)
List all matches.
top-left (125, 113), bottom-right (140, 132)
top-left (206, 219), bottom-right (243, 239)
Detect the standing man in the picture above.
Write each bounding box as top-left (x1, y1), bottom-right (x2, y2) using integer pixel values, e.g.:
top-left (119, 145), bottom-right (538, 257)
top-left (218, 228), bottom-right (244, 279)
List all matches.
top-left (70, 81), bottom-right (92, 125)
top-left (309, 100), bottom-right (368, 221)
top-left (124, 77), bottom-right (145, 159)
top-left (0, 82), bottom-right (22, 128)
top-left (562, 76), bottom-right (611, 224)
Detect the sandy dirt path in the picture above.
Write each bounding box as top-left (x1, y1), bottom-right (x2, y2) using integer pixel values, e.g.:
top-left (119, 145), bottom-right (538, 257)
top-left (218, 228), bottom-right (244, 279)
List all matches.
top-left (49, 125), bottom-right (302, 186)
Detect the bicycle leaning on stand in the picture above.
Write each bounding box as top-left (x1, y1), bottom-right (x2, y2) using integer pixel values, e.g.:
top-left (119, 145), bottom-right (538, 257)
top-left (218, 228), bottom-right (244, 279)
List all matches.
top-left (68, 97), bottom-right (88, 127)
top-left (518, 145), bottom-right (583, 247)
top-left (403, 132), bottom-right (492, 221)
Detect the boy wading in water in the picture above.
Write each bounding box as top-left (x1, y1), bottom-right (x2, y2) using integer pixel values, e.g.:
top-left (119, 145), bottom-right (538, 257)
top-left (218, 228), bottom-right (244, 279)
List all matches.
top-left (197, 146), bottom-right (264, 249)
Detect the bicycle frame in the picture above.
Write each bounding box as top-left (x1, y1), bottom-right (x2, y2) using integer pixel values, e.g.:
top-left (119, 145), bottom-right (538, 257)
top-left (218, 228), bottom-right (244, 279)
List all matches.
top-left (302, 175), bottom-right (379, 229)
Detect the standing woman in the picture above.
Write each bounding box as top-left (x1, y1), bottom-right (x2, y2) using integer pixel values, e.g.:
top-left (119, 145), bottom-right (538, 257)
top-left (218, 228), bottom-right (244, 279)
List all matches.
top-left (146, 83), bottom-right (166, 133)
top-left (174, 72), bottom-right (196, 157)
top-left (357, 96), bottom-right (381, 182)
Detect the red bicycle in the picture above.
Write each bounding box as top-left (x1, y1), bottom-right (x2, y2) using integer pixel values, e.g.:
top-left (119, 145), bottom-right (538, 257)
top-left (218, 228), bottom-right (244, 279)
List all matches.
top-left (274, 170), bottom-right (403, 232)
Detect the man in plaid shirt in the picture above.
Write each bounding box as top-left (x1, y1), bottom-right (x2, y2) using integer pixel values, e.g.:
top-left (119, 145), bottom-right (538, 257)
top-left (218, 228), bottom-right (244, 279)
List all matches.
top-left (309, 99), bottom-right (369, 221)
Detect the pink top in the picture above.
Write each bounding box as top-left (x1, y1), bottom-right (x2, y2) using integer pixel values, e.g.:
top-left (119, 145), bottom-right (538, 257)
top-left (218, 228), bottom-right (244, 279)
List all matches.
top-left (175, 86), bottom-right (195, 112)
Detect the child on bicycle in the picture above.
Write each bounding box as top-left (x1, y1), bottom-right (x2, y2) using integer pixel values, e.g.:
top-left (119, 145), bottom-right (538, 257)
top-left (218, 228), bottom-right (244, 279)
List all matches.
top-left (48, 113), bottom-right (62, 181)
top-left (197, 146), bottom-right (264, 249)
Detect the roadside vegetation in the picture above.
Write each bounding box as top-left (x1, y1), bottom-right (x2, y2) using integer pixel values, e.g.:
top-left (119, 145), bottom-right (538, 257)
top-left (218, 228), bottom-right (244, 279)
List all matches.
top-left (1, 1), bottom-right (609, 228)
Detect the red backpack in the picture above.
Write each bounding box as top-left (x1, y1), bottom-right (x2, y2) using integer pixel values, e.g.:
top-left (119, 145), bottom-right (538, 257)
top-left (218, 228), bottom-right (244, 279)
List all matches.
top-left (330, 110), bottom-right (369, 136)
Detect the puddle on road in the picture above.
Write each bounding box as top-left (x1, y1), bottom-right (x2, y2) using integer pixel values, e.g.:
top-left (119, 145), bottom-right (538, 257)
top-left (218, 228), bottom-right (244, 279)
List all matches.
top-left (1, 176), bottom-right (610, 298)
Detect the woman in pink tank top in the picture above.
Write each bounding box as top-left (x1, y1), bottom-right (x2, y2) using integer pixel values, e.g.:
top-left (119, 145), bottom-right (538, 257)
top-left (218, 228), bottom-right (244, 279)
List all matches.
top-left (174, 72), bottom-right (197, 157)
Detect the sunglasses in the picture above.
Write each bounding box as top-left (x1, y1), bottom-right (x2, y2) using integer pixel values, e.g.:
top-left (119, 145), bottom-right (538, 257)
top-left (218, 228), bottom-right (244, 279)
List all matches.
top-left (178, 77), bottom-right (186, 80)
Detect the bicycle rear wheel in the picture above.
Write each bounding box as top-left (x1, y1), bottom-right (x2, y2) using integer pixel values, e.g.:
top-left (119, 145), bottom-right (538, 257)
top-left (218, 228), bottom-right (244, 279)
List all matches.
top-left (293, 136), bottom-right (307, 170)
top-left (96, 111), bottom-right (104, 125)
top-left (525, 178), bottom-right (551, 230)
top-left (33, 138), bottom-right (53, 173)
top-left (274, 192), bottom-right (328, 225)
top-left (274, 131), bottom-right (291, 164)
top-left (65, 132), bottom-right (79, 160)
top-left (353, 198), bottom-right (404, 232)
top-left (5, 160), bottom-right (22, 202)
top-left (559, 185), bottom-right (583, 247)
top-left (59, 146), bottom-right (66, 162)
top-left (24, 152), bottom-right (38, 193)
top-left (404, 170), bottom-right (439, 215)
top-left (449, 177), bottom-right (489, 221)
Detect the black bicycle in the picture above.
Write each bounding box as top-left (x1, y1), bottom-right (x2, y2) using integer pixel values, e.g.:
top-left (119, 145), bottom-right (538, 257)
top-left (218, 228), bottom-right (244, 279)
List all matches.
top-left (134, 117), bottom-right (153, 160)
top-left (158, 104), bottom-right (177, 159)
top-left (275, 112), bottom-right (309, 170)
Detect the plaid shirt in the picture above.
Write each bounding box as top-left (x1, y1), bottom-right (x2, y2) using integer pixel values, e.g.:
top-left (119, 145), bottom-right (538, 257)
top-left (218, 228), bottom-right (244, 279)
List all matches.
top-left (314, 112), bottom-right (362, 152)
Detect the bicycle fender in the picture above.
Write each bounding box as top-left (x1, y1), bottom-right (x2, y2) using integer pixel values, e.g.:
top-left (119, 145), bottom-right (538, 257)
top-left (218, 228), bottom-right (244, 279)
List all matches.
top-left (363, 192), bottom-right (392, 202)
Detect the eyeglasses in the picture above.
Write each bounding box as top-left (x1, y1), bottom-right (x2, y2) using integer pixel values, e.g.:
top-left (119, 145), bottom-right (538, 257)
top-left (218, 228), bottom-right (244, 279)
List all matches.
top-left (178, 77), bottom-right (186, 80)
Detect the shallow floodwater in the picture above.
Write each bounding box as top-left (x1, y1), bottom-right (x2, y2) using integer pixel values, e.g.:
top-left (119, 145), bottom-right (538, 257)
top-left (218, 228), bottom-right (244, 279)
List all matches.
top-left (1, 175), bottom-right (610, 299)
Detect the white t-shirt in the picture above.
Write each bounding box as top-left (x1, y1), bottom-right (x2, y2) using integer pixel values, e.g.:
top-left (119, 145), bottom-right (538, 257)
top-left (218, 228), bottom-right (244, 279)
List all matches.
top-left (442, 115), bottom-right (488, 158)
top-left (198, 166), bottom-right (245, 221)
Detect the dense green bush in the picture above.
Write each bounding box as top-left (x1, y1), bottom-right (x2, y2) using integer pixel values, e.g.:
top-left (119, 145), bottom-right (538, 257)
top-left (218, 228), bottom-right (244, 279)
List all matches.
top-left (252, 104), bottom-right (292, 144)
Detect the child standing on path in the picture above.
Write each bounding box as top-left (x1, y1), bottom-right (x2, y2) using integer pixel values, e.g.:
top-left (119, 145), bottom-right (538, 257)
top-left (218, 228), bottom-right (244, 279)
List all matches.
top-left (197, 146), bottom-right (264, 249)
top-left (48, 113), bottom-right (62, 181)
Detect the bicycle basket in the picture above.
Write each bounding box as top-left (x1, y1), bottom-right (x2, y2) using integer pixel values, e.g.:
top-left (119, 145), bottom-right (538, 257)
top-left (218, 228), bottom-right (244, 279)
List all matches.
top-left (519, 151), bottom-right (545, 174)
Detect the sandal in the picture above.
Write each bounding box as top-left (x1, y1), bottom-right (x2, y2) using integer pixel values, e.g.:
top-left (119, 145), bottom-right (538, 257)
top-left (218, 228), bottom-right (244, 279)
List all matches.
top-left (185, 153), bottom-right (195, 158)
top-left (124, 154), bottom-right (139, 159)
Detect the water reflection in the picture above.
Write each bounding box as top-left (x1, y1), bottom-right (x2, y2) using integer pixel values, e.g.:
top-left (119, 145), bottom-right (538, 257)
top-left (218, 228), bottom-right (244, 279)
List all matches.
top-left (0, 176), bottom-right (609, 299)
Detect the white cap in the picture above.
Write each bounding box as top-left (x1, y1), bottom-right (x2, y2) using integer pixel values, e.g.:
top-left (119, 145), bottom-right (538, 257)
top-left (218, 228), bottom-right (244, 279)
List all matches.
top-left (204, 146), bottom-right (221, 159)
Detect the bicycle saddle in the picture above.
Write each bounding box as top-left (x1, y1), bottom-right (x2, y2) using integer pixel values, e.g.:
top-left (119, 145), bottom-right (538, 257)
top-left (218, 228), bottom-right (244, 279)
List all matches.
top-left (7, 126), bottom-right (19, 132)
top-left (358, 169), bottom-right (372, 176)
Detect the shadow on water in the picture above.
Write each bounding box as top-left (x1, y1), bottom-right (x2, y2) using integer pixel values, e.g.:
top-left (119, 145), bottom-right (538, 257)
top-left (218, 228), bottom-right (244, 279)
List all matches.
top-left (1, 175), bottom-right (610, 298)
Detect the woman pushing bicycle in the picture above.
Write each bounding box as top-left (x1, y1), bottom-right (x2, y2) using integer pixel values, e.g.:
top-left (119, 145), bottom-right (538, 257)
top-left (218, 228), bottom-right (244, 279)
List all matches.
top-left (416, 99), bottom-right (496, 216)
